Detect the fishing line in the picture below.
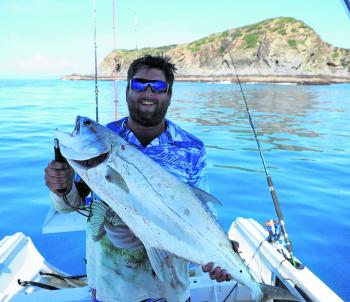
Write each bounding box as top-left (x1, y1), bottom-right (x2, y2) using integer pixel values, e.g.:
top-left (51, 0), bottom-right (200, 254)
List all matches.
top-left (224, 51), bottom-right (297, 267)
top-left (245, 239), bottom-right (265, 269)
top-left (62, 194), bottom-right (92, 218)
top-left (223, 281), bottom-right (238, 302)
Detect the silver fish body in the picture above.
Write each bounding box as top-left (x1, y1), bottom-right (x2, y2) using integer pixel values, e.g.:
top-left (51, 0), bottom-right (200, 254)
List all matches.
top-left (56, 116), bottom-right (297, 302)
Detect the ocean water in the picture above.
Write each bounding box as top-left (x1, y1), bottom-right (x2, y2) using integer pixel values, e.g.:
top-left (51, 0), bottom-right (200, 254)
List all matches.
top-left (0, 79), bottom-right (349, 301)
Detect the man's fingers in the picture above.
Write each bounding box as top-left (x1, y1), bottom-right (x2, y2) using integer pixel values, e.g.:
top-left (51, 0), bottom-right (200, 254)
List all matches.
top-left (209, 266), bottom-right (222, 280)
top-left (214, 269), bottom-right (227, 282)
top-left (44, 161), bottom-right (73, 195)
top-left (46, 179), bottom-right (68, 189)
top-left (46, 168), bottom-right (72, 178)
top-left (48, 160), bottom-right (70, 170)
top-left (45, 173), bottom-right (69, 184)
top-left (201, 262), bottom-right (214, 273)
top-left (203, 263), bottom-right (233, 282)
top-left (207, 266), bottom-right (233, 282)
top-left (231, 240), bottom-right (240, 252)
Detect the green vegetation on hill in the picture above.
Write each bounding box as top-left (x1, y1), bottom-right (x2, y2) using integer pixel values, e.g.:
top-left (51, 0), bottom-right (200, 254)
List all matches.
top-left (97, 16), bottom-right (350, 80)
top-left (243, 33), bottom-right (259, 48)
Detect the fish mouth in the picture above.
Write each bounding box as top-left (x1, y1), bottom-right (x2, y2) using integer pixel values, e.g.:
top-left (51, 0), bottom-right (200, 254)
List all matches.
top-left (72, 151), bottom-right (109, 169)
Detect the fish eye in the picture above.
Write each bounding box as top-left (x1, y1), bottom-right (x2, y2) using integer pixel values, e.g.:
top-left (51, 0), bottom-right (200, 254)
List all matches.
top-left (83, 119), bottom-right (91, 126)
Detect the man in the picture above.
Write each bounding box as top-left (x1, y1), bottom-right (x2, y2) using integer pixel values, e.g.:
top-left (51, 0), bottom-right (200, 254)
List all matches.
top-left (45, 55), bottom-right (232, 302)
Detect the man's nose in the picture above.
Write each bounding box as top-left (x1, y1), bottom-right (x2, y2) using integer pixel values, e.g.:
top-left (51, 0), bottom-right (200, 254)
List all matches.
top-left (145, 85), bottom-right (154, 95)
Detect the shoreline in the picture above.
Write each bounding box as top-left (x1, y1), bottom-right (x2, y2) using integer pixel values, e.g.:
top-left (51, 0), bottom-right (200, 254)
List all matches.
top-left (61, 74), bottom-right (350, 85)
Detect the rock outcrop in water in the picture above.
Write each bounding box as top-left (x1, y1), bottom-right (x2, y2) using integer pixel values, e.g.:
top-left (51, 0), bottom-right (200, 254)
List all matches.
top-left (63, 17), bottom-right (350, 84)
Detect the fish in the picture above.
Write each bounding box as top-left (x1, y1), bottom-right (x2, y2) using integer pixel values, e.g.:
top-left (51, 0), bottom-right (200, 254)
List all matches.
top-left (55, 116), bottom-right (298, 302)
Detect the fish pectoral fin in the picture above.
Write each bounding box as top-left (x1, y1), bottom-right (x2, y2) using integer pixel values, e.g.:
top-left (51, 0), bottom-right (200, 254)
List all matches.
top-left (105, 165), bottom-right (129, 193)
top-left (190, 185), bottom-right (222, 206)
top-left (144, 246), bottom-right (169, 282)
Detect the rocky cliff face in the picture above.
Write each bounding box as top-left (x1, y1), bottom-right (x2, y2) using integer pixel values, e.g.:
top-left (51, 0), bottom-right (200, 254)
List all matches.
top-left (97, 17), bottom-right (350, 80)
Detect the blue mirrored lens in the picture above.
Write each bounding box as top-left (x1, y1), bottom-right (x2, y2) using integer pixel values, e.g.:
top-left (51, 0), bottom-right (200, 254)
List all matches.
top-left (130, 78), bottom-right (168, 93)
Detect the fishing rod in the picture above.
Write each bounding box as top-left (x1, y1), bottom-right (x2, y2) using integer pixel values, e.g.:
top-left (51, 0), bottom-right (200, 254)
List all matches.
top-left (342, 0), bottom-right (350, 18)
top-left (93, 0), bottom-right (99, 123)
top-left (112, 0), bottom-right (118, 120)
top-left (224, 52), bottom-right (297, 267)
top-left (133, 0), bottom-right (140, 59)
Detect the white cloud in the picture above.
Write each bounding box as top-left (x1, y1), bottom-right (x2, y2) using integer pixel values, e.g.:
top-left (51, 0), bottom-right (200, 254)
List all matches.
top-left (15, 54), bottom-right (71, 76)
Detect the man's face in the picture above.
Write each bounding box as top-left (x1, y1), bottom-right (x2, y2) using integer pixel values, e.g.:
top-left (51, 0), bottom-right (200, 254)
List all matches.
top-left (126, 67), bottom-right (171, 127)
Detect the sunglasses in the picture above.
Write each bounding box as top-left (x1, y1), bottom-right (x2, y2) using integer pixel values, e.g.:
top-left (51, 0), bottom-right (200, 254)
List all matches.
top-left (130, 78), bottom-right (169, 94)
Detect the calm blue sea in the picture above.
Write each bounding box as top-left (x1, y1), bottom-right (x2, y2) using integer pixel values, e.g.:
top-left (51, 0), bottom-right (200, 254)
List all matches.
top-left (0, 79), bottom-right (349, 301)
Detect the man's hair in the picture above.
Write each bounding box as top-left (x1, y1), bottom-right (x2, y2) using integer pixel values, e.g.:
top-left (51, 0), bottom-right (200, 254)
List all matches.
top-left (127, 55), bottom-right (177, 95)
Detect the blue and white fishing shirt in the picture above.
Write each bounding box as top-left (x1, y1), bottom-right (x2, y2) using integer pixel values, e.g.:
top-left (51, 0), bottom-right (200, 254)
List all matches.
top-left (106, 117), bottom-right (209, 192)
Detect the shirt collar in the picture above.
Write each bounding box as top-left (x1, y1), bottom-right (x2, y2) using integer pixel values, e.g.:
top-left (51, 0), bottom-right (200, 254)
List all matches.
top-left (119, 117), bottom-right (174, 148)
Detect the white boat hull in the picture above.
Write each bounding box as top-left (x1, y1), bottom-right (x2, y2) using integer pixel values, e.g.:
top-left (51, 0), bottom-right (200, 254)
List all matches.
top-left (0, 218), bottom-right (344, 302)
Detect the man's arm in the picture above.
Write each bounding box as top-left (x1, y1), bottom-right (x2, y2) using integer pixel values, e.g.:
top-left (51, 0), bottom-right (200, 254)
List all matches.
top-left (45, 160), bottom-right (86, 212)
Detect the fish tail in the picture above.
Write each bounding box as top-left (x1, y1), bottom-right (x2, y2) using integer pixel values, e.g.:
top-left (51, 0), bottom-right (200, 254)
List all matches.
top-left (260, 284), bottom-right (299, 301)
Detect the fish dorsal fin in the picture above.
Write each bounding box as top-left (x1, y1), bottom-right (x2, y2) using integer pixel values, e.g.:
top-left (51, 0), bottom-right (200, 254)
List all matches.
top-left (190, 186), bottom-right (222, 206)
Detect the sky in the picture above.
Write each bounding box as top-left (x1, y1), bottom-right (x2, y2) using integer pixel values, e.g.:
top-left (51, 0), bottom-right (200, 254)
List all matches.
top-left (0, 0), bottom-right (349, 79)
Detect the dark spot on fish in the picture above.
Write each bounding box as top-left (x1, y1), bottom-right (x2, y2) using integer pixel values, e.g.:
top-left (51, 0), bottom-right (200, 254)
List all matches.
top-left (164, 256), bottom-right (170, 266)
top-left (240, 269), bottom-right (242, 273)
top-left (184, 209), bottom-right (190, 216)
top-left (121, 145), bottom-right (125, 150)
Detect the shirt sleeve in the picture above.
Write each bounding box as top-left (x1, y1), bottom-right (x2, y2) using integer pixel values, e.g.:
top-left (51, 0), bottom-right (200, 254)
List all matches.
top-left (50, 183), bottom-right (82, 213)
top-left (188, 146), bottom-right (218, 218)
top-left (188, 146), bottom-right (209, 192)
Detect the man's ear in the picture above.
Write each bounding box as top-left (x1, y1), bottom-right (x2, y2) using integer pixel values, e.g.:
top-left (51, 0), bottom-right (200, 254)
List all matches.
top-left (125, 87), bottom-right (129, 101)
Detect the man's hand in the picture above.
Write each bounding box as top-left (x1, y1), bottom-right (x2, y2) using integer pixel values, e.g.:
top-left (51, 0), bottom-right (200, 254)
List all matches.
top-left (45, 160), bottom-right (74, 196)
top-left (202, 262), bottom-right (232, 282)
top-left (201, 240), bottom-right (239, 282)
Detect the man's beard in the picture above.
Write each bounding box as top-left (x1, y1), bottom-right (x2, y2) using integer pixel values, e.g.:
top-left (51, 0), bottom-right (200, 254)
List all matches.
top-left (127, 98), bottom-right (170, 127)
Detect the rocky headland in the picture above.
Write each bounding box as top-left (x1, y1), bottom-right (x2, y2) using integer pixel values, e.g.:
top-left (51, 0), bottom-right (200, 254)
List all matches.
top-left (63, 17), bottom-right (350, 84)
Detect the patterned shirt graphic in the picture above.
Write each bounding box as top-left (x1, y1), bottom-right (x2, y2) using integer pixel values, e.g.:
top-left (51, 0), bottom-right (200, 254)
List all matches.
top-left (106, 117), bottom-right (209, 191)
